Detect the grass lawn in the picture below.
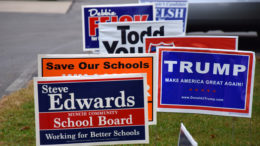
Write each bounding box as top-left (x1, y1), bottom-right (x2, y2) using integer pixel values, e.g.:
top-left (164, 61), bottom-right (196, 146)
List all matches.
top-left (0, 60), bottom-right (259, 145)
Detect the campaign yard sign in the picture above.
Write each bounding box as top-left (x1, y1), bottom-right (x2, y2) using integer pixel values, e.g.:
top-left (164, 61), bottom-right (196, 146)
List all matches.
top-left (38, 54), bottom-right (157, 125)
top-left (34, 74), bottom-right (149, 145)
top-left (178, 123), bottom-right (198, 146)
top-left (145, 36), bottom-right (238, 53)
top-left (82, 4), bottom-right (155, 52)
top-left (157, 47), bottom-right (255, 117)
top-left (99, 21), bottom-right (184, 54)
top-left (139, 0), bottom-right (188, 32)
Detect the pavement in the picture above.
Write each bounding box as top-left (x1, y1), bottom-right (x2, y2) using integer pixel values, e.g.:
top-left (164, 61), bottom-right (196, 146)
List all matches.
top-left (0, 0), bottom-right (137, 98)
top-left (0, 1), bottom-right (72, 14)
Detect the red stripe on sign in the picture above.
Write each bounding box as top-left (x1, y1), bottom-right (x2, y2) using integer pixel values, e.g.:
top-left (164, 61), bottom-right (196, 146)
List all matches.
top-left (38, 77), bottom-right (143, 84)
top-left (39, 109), bottom-right (145, 130)
top-left (158, 104), bottom-right (249, 113)
top-left (158, 49), bottom-right (163, 110)
top-left (245, 52), bottom-right (254, 113)
top-left (159, 48), bottom-right (253, 56)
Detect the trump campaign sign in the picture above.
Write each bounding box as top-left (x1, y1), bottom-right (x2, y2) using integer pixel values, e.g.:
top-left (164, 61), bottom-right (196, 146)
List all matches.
top-left (145, 36), bottom-right (238, 53)
top-left (34, 74), bottom-right (149, 145)
top-left (157, 47), bottom-right (255, 117)
top-left (38, 54), bottom-right (157, 125)
top-left (99, 21), bottom-right (184, 54)
top-left (82, 4), bottom-right (155, 52)
top-left (139, 0), bottom-right (188, 32)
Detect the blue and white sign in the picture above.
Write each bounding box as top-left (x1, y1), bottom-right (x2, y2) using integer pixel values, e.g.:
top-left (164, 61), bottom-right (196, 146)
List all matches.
top-left (82, 4), bottom-right (155, 52)
top-left (34, 74), bottom-right (149, 145)
top-left (139, 0), bottom-right (188, 32)
top-left (157, 47), bottom-right (255, 118)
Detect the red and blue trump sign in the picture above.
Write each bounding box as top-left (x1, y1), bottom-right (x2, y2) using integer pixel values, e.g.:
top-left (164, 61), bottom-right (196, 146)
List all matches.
top-left (82, 4), bottom-right (155, 51)
top-left (157, 47), bottom-right (255, 117)
top-left (34, 74), bottom-right (148, 145)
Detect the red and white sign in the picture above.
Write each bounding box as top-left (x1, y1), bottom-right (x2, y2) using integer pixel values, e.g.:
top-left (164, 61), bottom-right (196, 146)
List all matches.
top-left (145, 36), bottom-right (238, 53)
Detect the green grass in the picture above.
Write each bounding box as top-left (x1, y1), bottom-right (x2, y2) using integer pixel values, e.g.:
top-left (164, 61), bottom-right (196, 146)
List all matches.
top-left (0, 60), bottom-right (260, 145)
top-left (0, 81), bottom-right (35, 146)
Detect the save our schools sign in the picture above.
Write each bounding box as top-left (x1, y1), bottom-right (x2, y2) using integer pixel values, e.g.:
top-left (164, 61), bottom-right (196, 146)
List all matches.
top-left (38, 54), bottom-right (157, 125)
top-left (34, 74), bottom-right (149, 145)
top-left (157, 47), bottom-right (255, 117)
top-left (99, 21), bottom-right (184, 54)
top-left (82, 4), bottom-right (155, 51)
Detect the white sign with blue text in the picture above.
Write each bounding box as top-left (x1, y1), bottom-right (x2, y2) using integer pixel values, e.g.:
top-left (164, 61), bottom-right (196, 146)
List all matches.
top-left (157, 47), bottom-right (255, 118)
top-left (139, 0), bottom-right (188, 32)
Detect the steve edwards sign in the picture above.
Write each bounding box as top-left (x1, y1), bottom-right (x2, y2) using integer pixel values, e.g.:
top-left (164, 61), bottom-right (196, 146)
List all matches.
top-left (145, 36), bottom-right (238, 53)
top-left (99, 21), bottom-right (184, 54)
top-left (157, 47), bottom-right (255, 117)
top-left (38, 54), bottom-right (157, 125)
top-left (82, 4), bottom-right (155, 51)
top-left (34, 74), bottom-right (149, 145)
top-left (139, 0), bottom-right (188, 32)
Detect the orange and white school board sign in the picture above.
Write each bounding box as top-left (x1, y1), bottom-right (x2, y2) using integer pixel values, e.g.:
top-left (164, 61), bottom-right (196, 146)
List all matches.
top-left (38, 54), bottom-right (157, 125)
top-left (145, 36), bottom-right (238, 53)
